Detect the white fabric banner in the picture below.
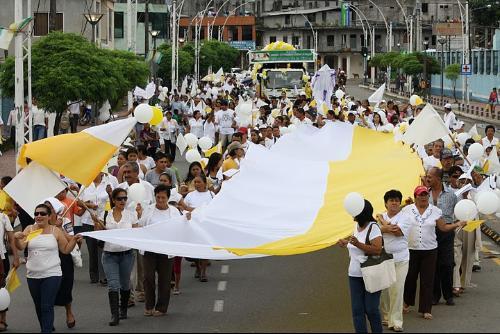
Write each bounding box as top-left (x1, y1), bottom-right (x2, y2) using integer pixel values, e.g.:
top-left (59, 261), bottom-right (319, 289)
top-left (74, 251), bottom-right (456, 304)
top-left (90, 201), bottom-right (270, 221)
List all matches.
top-left (4, 162), bottom-right (66, 218)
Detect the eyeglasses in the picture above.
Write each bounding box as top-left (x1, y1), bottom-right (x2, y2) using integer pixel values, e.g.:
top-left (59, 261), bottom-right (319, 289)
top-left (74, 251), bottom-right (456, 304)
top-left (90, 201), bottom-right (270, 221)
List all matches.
top-left (115, 196), bottom-right (128, 202)
top-left (34, 211), bottom-right (48, 217)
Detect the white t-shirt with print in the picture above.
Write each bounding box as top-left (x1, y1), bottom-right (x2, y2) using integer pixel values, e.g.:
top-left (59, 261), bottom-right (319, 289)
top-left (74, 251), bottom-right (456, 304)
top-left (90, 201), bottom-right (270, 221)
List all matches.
top-left (184, 190), bottom-right (214, 209)
top-left (347, 222), bottom-right (382, 277)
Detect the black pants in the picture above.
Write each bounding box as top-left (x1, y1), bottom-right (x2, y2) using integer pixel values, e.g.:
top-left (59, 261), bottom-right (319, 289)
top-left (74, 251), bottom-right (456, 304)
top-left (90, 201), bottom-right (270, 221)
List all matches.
top-left (77, 224), bottom-right (100, 282)
top-left (70, 114), bottom-right (79, 133)
top-left (143, 252), bottom-right (173, 313)
top-left (164, 140), bottom-right (177, 161)
top-left (433, 241), bottom-right (454, 303)
top-left (404, 249), bottom-right (437, 314)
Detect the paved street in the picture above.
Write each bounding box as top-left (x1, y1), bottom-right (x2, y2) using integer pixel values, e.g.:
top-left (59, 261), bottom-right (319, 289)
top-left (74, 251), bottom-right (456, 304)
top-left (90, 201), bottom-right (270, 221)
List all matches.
top-left (5, 237), bottom-right (500, 332)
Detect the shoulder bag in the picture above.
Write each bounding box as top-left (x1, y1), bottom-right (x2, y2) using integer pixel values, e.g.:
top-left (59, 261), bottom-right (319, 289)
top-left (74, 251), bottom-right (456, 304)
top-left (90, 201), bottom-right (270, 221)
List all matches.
top-left (360, 223), bottom-right (396, 293)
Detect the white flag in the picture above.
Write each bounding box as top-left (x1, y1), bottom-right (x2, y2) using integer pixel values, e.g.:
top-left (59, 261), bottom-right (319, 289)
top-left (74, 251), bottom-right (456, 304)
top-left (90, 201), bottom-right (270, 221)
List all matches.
top-left (402, 104), bottom-right (450, 146)
top-left (368, 83), bottom-right (386, 104)
top-left (4, 162), bottom-right (66, 218)
top-left (176, 133), bottom-right (188, 155)
top-left (180, 77), bottom-right (188, 96)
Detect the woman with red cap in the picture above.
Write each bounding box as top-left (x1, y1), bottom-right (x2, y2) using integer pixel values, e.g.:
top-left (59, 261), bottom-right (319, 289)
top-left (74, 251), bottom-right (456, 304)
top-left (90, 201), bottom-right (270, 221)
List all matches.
top-left (402, 186), bottom-right (466, 320)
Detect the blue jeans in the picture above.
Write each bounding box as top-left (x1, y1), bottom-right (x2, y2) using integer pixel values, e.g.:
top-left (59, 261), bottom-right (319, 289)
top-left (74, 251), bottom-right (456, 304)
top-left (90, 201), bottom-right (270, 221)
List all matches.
top-left (33, 125), bottom-right (46, 141)
top-left (27, 276), bottom-right (62, 333)
top-left (349, 276), bottom-right (383, 333)
top-left (102, 250), bottom-right (135, 292)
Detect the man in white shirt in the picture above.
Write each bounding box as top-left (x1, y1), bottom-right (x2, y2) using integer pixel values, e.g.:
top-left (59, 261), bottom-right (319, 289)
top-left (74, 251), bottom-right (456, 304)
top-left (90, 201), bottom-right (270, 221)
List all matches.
top-left (294, 108), bottom-right (312, 125)
top-left (481, 124), bottom-right (498, 148)
top-left (215, 100), bottom-right (236, 150)
top-left (443, 103), bottom-right (459, 131)
top-left (117, 162), bottom-right (155, 303)
top-left (68, 101), bottom-right (82, 133)
top-left (422, 139), bottom-right (444, 171)
top-left (32, 98), bottom-right (48, 141)
top-left (378, 190), bottom-right (411, 332)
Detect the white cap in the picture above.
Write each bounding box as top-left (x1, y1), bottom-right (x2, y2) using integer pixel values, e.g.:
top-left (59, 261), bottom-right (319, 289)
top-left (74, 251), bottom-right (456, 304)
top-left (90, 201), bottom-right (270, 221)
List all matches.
top-left (444, 103), bottom-right (452, 109)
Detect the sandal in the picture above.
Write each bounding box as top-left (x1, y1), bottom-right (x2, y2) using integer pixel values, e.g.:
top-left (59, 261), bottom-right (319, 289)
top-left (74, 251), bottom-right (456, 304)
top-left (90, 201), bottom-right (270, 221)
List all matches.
top-left (423, 313), bottom-right (433, 320)
top-left (153, 310), bottom-right (167, 317)
top-left (452, 288), bottom-right (461, 297)
top-left (403, 304), bottom-right (411, 314)
top-left (144, 309), bottom-right (154, 317)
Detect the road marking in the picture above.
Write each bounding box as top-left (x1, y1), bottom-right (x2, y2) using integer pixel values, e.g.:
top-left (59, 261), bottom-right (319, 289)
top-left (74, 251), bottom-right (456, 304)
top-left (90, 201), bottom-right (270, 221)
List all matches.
top-left (213, 300), bottom-right (224, 312)
top-left (217, 281), bottom-right (227, 291)
top-left (221, 265), bottom-right (229, 274)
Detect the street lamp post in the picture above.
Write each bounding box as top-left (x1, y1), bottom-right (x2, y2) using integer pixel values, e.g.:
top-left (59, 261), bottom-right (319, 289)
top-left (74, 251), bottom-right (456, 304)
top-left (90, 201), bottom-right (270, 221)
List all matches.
top-left (300, 14), bottom-right (318, 73)
top-left (218, 0), bottom-right (256, 42)
top-left (438, 37), bottom-right (447, 102)
top-left (423, 40), bottom-right (429, 99)
top-left (83, 12), bottom-right (104, 125)
top-left (150, 30), bottom-right (160, 83)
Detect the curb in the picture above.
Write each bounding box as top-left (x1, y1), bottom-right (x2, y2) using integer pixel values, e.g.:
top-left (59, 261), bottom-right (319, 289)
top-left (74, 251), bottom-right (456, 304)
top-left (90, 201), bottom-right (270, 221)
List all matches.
top-left (481, 222), bottom-right (500, 247)
top-left (358, 85), bottom-right (500, 126)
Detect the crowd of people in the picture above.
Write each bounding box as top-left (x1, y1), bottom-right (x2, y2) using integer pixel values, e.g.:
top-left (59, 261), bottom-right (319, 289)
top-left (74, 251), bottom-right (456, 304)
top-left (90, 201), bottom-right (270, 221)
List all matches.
top-left (0, 72), bottom-right (498, 333)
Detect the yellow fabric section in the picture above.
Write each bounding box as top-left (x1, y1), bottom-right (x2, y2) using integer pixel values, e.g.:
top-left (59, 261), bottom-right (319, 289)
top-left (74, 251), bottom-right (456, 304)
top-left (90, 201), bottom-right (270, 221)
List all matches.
top-left (223, 127), bottom-right (423, 256)
top-left (18, 132), bottom-right (117, 186)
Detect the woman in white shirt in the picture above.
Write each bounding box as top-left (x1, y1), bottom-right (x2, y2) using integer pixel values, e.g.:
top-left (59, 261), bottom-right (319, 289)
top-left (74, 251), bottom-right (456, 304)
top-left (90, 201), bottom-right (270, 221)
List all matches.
top-left (402, 186), bottom-right (465, 320)
top-left (44, 197), bottom-right (78, 329)
top-left (188, 110), bottom-right (205, 139)
top-left (93, 188), bottom-right (139, 327)
top-left (137, 184), bottom-right (182, 315)
top-left (159, 111), bottom-right (178, 160)
top-left (338, 200), bottom-right (383, 333)
top-left (203, 112), bottom-right (216, 143)
top-left (14, 204), bottom-right (81, 334)
top-left (184, 175), bottom-right (215, 282)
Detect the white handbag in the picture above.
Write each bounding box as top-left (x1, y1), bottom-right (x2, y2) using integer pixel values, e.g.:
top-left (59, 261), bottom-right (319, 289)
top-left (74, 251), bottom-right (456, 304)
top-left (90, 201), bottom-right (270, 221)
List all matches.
top-left (71, 245), bottom-right (83, 268)
top-left (360, 224), bottom-right (396, 293)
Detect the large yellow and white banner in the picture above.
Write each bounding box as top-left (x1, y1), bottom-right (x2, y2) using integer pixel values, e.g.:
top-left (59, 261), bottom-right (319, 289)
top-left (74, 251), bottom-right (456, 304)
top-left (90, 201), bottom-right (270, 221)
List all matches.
top-left (86, 122), bottom-right (422, 259)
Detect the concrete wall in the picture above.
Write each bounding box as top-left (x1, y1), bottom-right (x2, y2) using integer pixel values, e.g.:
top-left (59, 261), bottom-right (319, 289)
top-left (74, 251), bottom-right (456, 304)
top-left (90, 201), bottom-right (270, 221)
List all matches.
top-left (0, 0), bottom-right (114, 58)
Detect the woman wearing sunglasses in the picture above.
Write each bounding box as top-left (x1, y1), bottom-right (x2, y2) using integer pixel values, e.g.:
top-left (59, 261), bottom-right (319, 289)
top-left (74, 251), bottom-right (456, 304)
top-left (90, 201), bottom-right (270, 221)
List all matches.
top-left (92, 188), bottom-right (139, 326)
top-left (14, 204), bottom-right (82, 334)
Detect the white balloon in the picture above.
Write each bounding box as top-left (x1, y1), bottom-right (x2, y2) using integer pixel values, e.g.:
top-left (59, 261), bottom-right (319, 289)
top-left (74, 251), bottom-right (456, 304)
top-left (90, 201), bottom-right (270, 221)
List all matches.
top-left (409, 95), bottom-right (420, 106)
top-left (454, 199), bottom-right (478, 221)
top-left (185, 149), bottom-right (202, 163)
top-left (468, 143), bottom-right (484, 161)
top-left (344, 192), bottom-right (365, 217)
top-left (128, 183), bottom-right (146, 203)
top-left (476, 191), bottom-right (499, 215)
top-left (198, 136), bottom-right (213, 151)
top-left (134, 103), bottom-right (153, 123)
top-left (457, 132), bottom-right (471, 146)
top-left (335, 89), bottom-right (345, 99)
top-left (0, 289), bottom-right (10, 311)
top-left (184, 133), bottom-right (199, 148)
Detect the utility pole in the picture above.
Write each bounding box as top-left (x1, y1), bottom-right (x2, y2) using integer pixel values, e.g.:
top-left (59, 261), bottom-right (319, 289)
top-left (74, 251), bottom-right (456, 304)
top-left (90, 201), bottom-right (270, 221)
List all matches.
top-left (465, 1), bottom-right (470, 107)
top-left (127, 0), bottom-right (132, 51)
top-left (371, 25), bottom-right (375, 85)
top-left (144, 0), bottom-right (150, 56)
top-left (387, 21), bottom-right (392, 90)
top-left (15, 0), bottom-right (33, 171)
top-left (172, 0), bottom-right (177, 90)
top-left (49, 0), bottom-right (57, 32)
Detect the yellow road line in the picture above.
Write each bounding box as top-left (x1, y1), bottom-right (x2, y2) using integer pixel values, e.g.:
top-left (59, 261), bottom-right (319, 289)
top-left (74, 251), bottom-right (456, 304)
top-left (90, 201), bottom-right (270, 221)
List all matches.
top-left (482, 246), bottom-right (500, 266)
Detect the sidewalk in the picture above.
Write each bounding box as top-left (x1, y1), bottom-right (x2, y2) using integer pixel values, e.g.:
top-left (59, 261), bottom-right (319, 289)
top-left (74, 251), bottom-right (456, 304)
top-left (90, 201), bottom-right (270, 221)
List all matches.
top-left (360, 84), bottom-right (500, 126)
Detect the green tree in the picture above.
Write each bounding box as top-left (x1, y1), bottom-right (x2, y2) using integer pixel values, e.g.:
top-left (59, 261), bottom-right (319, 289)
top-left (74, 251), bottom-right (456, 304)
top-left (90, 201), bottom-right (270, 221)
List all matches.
top-left (445, 63), bottom-right (461, 102)
top-left (199, 40), bottom-right (239, 75)
top-left (0, 32), bottom-right (148, 132)
top-left (470, 0), bottom-right (500, 27)
top-left (156, 44), bottom-right (195, 86)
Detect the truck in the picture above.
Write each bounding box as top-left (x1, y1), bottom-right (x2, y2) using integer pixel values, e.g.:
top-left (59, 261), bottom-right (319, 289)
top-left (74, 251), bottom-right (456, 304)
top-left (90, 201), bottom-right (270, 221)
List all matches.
top-left (249, 43), bottom-right (316, 100)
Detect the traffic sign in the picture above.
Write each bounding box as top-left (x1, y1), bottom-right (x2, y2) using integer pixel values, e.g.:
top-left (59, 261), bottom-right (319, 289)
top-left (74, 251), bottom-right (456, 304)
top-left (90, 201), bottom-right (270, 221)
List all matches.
top-left (461, 64), bottom-right (472, 75)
